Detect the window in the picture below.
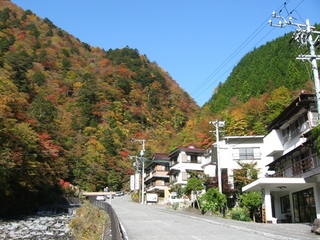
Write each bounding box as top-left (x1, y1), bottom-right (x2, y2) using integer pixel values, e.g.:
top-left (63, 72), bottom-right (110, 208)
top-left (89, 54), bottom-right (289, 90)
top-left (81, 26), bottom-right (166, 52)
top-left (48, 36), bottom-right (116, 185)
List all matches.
top-left (280, 195), bottom-right (290, 213)
top-left (293, 188), bottom-right (316, 223)
top-left (186, 154), bottom-right (199, 163)
top-left (282, 114), bottom-right (310, 143)
top-left (170, 157), bottom-right (178, 166)
top-left (190, 155), bottom-right (198, 163)
top-left (232, 147), bottom-right (261, 160)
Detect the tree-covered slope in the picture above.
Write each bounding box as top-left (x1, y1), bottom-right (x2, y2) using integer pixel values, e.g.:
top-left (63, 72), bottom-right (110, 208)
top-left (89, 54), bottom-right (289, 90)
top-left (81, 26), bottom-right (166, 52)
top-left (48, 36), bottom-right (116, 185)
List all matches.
top-left (179, 25), bottom-right (319, 149)
top-left (208, 31), bottom-right (318, 114)
top-left (0, 1), bottom-right (199, 216)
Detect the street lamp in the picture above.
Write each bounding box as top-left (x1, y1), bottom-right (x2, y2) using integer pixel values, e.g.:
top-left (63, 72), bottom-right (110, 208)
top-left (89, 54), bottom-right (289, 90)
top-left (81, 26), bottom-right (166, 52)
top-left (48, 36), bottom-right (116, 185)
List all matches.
top-left (131, 138), bottom-right (146, 152)
top-left (131, 138), bottom-right (146, 204)
top-left (209, 120), bottom-right (225, 193)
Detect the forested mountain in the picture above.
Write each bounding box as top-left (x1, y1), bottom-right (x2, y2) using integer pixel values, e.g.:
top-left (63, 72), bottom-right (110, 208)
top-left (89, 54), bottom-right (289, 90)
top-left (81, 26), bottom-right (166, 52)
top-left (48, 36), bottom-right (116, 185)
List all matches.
top-left (0, 1), bottom-right (199, 216)
top-left (179, 25), bottom-right (319, 148)
top-left (1, 0), bottom-right (318, 217)
top-left (208, 32), bottom-right (318, 113)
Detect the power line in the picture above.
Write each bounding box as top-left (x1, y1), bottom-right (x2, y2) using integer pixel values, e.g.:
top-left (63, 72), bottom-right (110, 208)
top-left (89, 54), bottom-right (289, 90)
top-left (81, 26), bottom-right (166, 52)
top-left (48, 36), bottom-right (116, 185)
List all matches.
top-left (191, 1), bottom-right (305, 104)
top-left (270, 3), bottom-right (320, 118)
top-left (193, 26), bottom-right (277, 102)
top-left (289, 0), bottom-right (305, 22)
top-left (191, 18), bottom-right (272, 96)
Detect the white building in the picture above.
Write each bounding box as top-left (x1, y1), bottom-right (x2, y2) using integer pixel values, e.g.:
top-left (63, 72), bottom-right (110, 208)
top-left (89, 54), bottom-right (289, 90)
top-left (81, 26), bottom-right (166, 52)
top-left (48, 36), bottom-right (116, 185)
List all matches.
top-left (243, 92), bottom-right (320, 223)
top-left (167, 138), bottom-right (273, 195)
top-left (201, 136), bottom-right (273, 193)
top-left (168, 144), bottom-right (205, 185)
top-left (168, 144), bottom-right (205, 186)
top-left (218, 136), bottom-right (273, 191)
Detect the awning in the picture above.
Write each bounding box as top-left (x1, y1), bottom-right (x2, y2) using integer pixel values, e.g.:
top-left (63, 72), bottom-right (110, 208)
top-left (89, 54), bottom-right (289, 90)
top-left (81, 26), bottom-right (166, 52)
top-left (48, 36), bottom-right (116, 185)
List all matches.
top-left (185, 169), bottom-right (204, 173)
top-left (242, 177), bottom-right (309, 192)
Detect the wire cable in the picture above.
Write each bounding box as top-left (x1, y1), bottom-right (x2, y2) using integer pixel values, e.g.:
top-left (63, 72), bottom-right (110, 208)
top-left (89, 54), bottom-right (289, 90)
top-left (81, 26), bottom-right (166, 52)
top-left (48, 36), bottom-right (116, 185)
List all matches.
top-left (191, 1), bottom-right (309, 104)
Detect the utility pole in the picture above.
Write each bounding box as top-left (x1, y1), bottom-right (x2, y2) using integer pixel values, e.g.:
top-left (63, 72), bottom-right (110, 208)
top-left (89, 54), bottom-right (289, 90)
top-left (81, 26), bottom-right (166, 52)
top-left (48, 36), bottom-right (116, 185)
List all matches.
top-left (131, 138), bottom-right (146, 204)
top-left (269, 12), bottom-right (320, 118)
top-left (209, 120), bottom-right (225, 193)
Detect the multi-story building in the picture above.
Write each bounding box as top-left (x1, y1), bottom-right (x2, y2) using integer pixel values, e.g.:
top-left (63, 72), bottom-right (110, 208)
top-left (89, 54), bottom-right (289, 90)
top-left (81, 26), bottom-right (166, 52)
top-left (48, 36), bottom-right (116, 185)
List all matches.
top-left (168, 144), bottom-right (205, 186)
top-left (166, 139), bottom-right (272, 195)
top-left (243, 92), bottom-right (320, 223)
top-left (215, 136), bottom-right (273, 193)
top-left (144, 153), bottom-right (170, 203)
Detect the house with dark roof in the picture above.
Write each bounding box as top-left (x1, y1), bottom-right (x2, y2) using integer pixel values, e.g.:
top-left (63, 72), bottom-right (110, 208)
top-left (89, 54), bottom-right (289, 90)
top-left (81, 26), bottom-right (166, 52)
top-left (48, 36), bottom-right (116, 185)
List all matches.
top-left (243, 92), bottom-right (320, 223)
top-left (166, 140), bottom-right (272, 199)
top-left (168, 144), bottom-right (206, 187)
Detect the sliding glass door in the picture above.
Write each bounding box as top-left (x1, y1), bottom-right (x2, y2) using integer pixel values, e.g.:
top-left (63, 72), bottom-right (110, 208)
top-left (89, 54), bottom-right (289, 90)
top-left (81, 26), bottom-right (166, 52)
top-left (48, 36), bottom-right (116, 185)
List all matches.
top-left (292, 188), bottom-right (316, 223)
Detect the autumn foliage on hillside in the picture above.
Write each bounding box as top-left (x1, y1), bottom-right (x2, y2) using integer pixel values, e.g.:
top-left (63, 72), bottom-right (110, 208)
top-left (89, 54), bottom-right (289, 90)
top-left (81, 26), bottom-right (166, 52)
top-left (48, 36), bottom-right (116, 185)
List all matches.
top-left (1, 1), bottom-right (318, 217)
top-left (0, 2), bottom-right (199, 216)
top-left (180, 25), bottom-right (319, 149)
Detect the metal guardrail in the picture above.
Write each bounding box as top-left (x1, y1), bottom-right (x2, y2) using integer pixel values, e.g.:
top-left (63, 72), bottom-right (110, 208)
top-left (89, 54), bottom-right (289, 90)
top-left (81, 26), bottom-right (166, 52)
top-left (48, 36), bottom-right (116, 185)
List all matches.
top-left (90, 198), bottom-right (127, 240)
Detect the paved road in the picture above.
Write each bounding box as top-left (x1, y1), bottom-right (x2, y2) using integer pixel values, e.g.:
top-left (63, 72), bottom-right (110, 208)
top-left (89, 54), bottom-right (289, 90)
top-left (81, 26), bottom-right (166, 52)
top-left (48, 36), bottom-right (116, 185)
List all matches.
top-left (110, 195), bottom-right (319, 240)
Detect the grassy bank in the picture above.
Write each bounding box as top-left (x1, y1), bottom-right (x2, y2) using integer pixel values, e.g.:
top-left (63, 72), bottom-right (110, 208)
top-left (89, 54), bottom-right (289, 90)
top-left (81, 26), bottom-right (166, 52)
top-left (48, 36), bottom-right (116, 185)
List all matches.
top-left (69, 201), bottom-right (109, 239)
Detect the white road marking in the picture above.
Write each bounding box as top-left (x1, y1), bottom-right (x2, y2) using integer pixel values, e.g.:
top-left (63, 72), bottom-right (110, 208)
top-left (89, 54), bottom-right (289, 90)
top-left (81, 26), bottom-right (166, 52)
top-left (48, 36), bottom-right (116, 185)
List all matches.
top-left (157, 220), bottom-right (171, 227)
top-left (191, 236), bottom-right (202, 240)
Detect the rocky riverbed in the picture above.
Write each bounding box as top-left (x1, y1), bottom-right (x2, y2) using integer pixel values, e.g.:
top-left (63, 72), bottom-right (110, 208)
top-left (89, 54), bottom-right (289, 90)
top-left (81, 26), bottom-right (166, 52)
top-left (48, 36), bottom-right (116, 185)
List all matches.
top-left (0, 212), bottom-right (76, 239)
top-left (0, 214), bottom-right (74, 240)
top-left (0, 197), bottom-right (81, 239)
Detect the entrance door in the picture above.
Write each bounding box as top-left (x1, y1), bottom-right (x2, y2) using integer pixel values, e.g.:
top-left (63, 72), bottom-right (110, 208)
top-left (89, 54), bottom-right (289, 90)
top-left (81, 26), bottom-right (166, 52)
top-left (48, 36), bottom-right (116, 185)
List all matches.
top-left (292, 188), bottom-right (316, 223)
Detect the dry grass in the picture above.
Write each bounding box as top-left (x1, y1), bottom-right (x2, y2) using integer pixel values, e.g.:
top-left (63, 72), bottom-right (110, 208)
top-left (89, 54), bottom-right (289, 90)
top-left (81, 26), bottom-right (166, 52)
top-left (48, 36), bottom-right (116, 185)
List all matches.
top-left (69, 201), bottom-right (109, 240)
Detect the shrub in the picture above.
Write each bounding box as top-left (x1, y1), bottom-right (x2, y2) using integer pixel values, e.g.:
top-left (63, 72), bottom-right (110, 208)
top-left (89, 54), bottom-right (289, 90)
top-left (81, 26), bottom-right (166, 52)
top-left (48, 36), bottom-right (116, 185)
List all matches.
top-left (172, 203), bottom-right (179, 210)
top-left (131, 191), bottom-right (140, 203)
top-left (239, 191), bottom-right (262, 222)
top-left (231, 208), bottom-right (251, 222)
top-left (199, 188), bottom-right (226, 214)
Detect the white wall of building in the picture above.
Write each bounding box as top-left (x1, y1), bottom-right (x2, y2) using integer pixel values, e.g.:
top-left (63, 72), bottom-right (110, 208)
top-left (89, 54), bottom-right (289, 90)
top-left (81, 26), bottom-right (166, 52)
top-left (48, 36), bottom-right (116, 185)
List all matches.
top-left (218, 137), bottom-right (273, 179)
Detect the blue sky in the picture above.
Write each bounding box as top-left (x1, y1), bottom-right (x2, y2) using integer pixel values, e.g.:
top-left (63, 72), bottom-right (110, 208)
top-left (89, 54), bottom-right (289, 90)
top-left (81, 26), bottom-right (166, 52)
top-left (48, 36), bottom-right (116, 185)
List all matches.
top-left (11, 0), bottom-right (320, 106)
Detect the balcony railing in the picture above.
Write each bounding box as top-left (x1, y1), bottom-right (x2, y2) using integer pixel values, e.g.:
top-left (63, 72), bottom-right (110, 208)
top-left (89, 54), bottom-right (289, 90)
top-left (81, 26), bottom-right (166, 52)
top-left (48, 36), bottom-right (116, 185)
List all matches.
top-left (146, 182), bottom-right (170, 191)
top-left (145, 170), bottom-right (169, 181)
top-left (270, 153), bottom-right (320, 177)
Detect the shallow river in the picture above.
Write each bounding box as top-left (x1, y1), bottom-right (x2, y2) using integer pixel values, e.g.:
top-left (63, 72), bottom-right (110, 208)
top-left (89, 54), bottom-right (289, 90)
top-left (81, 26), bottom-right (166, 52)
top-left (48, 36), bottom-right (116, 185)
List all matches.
top-left (0, 206), bottom-right (78, 239)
